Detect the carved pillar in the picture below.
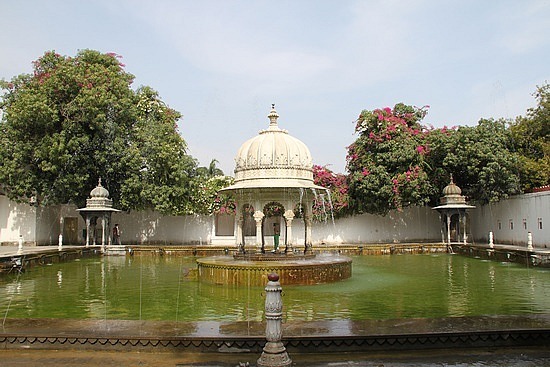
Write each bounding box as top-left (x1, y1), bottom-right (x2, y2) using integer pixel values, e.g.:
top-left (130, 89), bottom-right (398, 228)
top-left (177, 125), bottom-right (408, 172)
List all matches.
top-left (107, 215), bottom-right (112, 246)
top-left (439, 214), bottom-right (445, 244)
top-left (101, 215), bottom-right (106, 253)
top-left (283, 210), bottom-right (294, 254)
top-left (462, 212), bottom-right (467, 244)
top-left (257, 273), bottom-right (292, 367)
top-left (304, 213), bottom-right (313, 255)
top-left (91, 217), bottom-right (97, 246)
top-left (59, 216), bottom-right (65, 246)
top-left (235, 213), bottom-right (244, 253)
top-left (85, 217), bottom-right (91, 247)
top-left (446, 214), bottom-right (451, 245)
top-left (253, 210), bottom-right (265, 248)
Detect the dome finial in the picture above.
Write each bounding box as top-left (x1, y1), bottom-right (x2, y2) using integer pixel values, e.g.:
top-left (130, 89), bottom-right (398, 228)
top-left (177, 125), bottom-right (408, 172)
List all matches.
top-left (90, 177), bottom-right (110, 199)
top-left (268, 104), bottom-right (279, 127)
top-left (449, 173), bottom-right (454, 184)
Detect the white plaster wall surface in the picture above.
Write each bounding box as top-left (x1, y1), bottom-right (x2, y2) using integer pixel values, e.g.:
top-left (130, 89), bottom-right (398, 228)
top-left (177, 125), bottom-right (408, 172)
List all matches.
top-left (0, 195), bottom-right (37, 245)
top-left (1, 192), bottom-right (548, 247)
top-left (310, 206), bottom-right (442, 244)
top-left (471, 191), bottom-right (549, 247)
top-left (111, 211), bottom-right (212, 245)
top-left (34, 204), bottom-right (84, 245)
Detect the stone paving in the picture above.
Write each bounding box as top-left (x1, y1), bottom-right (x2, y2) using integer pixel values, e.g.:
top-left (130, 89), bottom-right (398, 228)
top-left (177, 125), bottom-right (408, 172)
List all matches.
top-left (0, 244), bottom-right (95, 257)
top-left (1, 346), bottom-right (549, 366)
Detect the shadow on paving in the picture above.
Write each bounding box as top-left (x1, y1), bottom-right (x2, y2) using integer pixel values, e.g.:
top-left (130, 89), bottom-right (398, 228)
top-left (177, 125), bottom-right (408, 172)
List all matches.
top-left (0, 347), bottom-right (549, 367)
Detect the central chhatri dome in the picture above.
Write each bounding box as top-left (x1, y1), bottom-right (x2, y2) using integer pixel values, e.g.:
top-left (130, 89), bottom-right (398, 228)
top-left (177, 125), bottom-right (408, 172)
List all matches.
top-left (228, 105), bottom-right (322, 190)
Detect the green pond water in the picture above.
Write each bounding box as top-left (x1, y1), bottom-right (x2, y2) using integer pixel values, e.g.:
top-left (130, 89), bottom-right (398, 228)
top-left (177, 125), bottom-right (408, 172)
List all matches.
top-left (1, 254), bottom-right (548, 322)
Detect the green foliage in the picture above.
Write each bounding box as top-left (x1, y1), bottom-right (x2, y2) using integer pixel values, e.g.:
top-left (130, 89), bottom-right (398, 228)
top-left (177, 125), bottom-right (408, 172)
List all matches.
top-left (312, 165), bottom-right (351, 220)
top-left (510, 83), bottom-right (550, 190)
top-left (196, 159), bottom-right (224, 178)
top-left (0, 50), bottom-right (199, 214)
top-left (346, 103), bottom-right (524, 215)
top-left (191, 175), bottom-right (235, 215)
top-left (119, 86), bottom-right (198, 215)
top-left (346, 104), bottom-right (433, 215)
top-left (441, 119), bottom-right (521, 203)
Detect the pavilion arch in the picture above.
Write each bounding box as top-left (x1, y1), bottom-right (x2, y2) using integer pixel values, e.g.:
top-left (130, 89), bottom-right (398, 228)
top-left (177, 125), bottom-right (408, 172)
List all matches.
top-left (262, 201), bottom-right (285, 253)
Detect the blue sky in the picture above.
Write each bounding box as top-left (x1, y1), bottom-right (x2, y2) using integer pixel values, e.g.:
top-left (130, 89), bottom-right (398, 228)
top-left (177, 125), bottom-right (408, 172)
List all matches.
top-left (1, 1), bottom-right (548, 174)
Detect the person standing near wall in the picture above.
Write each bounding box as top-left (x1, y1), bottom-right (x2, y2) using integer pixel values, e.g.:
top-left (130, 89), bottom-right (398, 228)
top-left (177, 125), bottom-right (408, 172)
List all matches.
top-left (273, 222), bottom-right (280, 252)
top-left (112, 224), bottom-right (121, 245)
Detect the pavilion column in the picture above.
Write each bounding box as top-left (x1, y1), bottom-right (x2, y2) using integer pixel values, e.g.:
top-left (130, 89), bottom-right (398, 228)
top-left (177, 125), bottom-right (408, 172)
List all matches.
top-left (101, 215), bottom-right (106, 252)
top-left (59, 217), bottom-right (65, 246)
top-left (462, 212), bottom-right (468, 244)
top-left (92, 218), bottom-right (97, 246)
top-left (446, 214), bottom-right (451, 245)
top-left (107, 214), bottom-right (112, 246)
top-left (236, 214), bottom-right (244, 253)
top-left (236, 214), bottom-right (243, 244)
top-left (284, 210), bottom-right (295, 254)
top-left (253, 211), bottom-right (265, 248)
top-left (439, 214), bottom-right (446, 244)
top-left (85, 217), bottom-right (91, 247)
top-left (304, 213), bottom-right (313, 254)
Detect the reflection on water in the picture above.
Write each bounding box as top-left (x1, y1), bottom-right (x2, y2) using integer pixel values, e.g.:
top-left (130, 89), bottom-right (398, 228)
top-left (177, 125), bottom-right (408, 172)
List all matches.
top-left (0, 254), bottom-right (548, 322)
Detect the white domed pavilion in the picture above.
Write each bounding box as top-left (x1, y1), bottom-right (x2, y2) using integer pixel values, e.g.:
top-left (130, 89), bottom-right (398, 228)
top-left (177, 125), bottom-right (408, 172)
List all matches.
top-left (77, 178), bottom-right (120, 251)
top-left (220, 105), bottom-right (326, 254)
top-left (433, 175), bottom-right (475, 249)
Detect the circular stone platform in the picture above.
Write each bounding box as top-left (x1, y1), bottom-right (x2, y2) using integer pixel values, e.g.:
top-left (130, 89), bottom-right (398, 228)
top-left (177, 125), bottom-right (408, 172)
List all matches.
top-left (196, 254), bottom-right (352, 286)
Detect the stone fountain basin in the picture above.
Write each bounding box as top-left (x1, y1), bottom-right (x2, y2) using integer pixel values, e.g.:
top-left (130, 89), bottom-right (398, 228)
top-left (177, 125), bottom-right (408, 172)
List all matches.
top-left (196, 254), bottom-right (352, 286)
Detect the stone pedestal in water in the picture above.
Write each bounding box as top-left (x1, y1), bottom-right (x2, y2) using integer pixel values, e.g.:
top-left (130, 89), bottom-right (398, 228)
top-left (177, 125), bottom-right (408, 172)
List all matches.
top-left (257, 273), bottom-right (292, 367)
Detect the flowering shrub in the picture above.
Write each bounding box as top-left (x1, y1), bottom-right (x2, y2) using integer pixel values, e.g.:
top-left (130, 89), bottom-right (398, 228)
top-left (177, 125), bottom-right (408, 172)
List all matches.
top-left (312, 165), bottom-right (350, 221)
top-left (346, 103), bottom-right (435, 215)
top-left (192, 175), bottom-right (236, 215)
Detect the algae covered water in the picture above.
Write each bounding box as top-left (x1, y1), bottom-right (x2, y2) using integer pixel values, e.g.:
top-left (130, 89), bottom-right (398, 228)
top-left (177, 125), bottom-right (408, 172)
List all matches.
top-left (1, 254), bottom-right (548, 321)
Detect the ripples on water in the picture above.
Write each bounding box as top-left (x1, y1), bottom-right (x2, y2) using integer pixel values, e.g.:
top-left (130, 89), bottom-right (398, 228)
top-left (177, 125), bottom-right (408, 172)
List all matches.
top-left (0, 254), bottom-right (548, 322)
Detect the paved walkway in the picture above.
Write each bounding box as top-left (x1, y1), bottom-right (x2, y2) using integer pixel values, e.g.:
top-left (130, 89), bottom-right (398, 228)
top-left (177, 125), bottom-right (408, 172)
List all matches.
top-left (2, 242), bottom-right (549, 257)
top-left (468, 242), bottom-right (550, 254)
top-left (1, 347), bottom-right (549, 367)
top-left (0, 245), bottom-right (101, 258)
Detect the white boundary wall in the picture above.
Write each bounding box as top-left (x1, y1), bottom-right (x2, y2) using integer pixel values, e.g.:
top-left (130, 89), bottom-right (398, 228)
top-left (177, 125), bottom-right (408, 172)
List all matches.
top-left (310, 205), bottom-right (441, 244)
top-left (110, 210), bottom-right (212, 245)
top-left (470, 191), bottom-right (549, 248)
top-left (1, 191), bottom-right (548, 247)
top-left (0, 195), bottom-right (37, 245)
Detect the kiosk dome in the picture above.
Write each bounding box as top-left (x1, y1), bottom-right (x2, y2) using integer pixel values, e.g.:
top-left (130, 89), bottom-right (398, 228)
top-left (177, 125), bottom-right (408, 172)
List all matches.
top-left (222, 104), bottom-right (325, 191)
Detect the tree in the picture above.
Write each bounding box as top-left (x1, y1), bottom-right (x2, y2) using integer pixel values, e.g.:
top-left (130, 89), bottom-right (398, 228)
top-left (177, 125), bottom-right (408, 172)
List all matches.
top-left (510, 83), bottom-right (550, 190)
top-left (0, 50), bottom-right (198, 214)
top-left (196, 159), bottom-right (224, 178)
top-left (346, 103), bottom-right (523, 215)
top-left (119, 86), bottom-right (198, 215)
top-left (191, 175), bottom-right (235, 216)
top-left (441, 119), bottom-right (521, 203)
top-left (346, 103), bottom-right (434, 215)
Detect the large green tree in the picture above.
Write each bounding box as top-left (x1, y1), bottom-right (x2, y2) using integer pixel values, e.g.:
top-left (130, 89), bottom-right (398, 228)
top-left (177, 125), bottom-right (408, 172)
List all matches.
top-left (510, 83), bottom-right (550, 190)
top-left (440, 119), bottom-right (521, 203)
top-left (0, 50), bottom-right (197, 214)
